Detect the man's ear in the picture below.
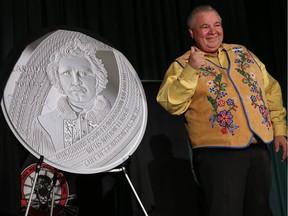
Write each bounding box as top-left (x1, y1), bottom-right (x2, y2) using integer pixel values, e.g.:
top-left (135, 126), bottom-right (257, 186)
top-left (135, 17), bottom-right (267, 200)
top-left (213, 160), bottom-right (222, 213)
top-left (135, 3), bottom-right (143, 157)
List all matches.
top-left (188, 28), bottom-right (194, 39)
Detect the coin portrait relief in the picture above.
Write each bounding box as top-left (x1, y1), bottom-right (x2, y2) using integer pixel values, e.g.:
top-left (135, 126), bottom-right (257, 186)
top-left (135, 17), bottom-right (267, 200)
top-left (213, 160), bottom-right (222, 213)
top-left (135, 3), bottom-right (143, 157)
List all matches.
top-left (1, 30), bottom-right (148, 174)
top-left (30, 38), bottom-right (112, 156)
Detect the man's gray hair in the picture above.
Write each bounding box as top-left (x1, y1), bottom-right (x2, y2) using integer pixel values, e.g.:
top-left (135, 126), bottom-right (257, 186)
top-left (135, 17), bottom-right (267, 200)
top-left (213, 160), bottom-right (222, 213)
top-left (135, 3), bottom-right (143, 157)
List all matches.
top-left (187, 5), bottom-right (222, 28)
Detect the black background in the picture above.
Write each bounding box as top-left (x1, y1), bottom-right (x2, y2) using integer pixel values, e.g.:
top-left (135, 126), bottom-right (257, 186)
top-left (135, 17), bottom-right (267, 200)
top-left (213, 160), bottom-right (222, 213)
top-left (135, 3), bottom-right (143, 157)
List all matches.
top-left (0, 0), bottom-right (286, 216)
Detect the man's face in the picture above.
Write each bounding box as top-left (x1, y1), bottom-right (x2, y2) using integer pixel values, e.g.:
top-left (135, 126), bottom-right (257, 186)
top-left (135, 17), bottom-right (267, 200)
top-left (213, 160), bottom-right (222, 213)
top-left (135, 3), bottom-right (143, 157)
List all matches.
top-left (189, 11), bottom-right (223, 54)
top-left (58, 56), bottom-right (97, 105)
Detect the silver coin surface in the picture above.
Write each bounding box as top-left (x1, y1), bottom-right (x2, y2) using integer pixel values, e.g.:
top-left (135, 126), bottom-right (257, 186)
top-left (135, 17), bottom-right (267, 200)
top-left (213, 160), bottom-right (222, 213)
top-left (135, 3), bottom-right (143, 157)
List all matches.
top-left (1, 29), bottom-right (148, 174)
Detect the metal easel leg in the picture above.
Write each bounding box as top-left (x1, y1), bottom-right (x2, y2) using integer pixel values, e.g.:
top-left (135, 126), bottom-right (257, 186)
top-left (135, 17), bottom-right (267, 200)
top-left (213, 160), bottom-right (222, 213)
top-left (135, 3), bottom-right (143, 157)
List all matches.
top-left (25, 155), bottom-right (44, 216)
top-left (119, 166), bottom-right (149, 216)
top-left (110, 166), bottom-right (148, 216)
top-left (50, 168), bottom-right (58, 216)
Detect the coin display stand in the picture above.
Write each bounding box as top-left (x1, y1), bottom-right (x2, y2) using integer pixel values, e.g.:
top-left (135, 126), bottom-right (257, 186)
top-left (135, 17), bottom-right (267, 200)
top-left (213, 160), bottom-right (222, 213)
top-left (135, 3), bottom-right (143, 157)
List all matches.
top-left (23, 157), bottom-right (148, 216)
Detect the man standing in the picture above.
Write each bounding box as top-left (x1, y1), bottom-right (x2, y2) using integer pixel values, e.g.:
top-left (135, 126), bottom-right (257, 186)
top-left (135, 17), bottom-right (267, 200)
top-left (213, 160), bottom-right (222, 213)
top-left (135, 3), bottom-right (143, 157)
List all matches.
top-left (157, 5), bottom-right (287, 216)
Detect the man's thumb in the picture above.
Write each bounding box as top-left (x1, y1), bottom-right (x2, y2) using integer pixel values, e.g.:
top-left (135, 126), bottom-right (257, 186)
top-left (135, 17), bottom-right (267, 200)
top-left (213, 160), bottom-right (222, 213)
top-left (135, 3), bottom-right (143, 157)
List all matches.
top-left (191, 46), bottom-right (196, 53)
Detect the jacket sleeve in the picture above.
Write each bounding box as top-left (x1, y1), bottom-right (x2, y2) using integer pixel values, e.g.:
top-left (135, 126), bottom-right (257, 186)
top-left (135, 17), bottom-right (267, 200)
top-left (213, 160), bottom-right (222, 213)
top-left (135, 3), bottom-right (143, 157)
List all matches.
top-left (156, 59), bottom-right (200, 115)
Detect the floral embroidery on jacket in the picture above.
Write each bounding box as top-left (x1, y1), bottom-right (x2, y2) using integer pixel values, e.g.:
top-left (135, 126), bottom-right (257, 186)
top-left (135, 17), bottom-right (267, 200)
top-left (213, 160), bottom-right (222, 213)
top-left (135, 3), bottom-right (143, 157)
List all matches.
top-left (200, 66), bottom-right (239, 135)
top-left (233, 47), bottom-right (271, 129)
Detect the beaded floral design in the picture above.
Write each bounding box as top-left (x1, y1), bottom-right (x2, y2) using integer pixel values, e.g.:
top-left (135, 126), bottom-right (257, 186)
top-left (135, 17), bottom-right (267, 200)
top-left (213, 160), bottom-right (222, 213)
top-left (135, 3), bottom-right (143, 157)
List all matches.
top-left (200, 66), bottom-right (239, 135)
top-left (233, 47), bottom-right (271, 129)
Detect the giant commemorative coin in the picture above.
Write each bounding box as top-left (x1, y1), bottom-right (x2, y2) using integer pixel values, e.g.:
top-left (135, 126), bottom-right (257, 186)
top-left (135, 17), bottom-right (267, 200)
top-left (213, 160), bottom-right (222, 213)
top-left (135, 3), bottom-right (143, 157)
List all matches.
top-left (1, 29), bottom-right (148, 174)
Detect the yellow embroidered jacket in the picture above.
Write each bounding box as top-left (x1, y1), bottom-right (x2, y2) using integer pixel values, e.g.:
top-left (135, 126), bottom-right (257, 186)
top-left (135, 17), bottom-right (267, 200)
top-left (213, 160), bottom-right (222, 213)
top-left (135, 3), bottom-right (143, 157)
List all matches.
top-left (157, 44), bottom-right (287, 148)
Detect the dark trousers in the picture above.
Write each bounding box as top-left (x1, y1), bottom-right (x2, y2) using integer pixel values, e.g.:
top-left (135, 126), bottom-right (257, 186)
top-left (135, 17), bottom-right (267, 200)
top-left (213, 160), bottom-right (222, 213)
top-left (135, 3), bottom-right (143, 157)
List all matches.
top-left (193, 144), bottom-right (272, 216)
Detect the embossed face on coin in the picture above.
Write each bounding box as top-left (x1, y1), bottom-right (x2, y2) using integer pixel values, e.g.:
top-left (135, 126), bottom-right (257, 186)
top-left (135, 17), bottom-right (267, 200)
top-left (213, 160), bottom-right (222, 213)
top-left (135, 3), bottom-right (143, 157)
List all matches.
top-left (58, 56), bottom-right (97, 105)
top-left (1, 30), bottom-right (148, 174)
